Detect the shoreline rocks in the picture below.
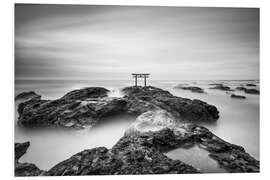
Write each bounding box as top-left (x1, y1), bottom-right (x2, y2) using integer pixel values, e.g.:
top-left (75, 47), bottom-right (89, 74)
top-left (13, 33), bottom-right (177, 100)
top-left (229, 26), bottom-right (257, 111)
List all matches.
top-left (16, 86), bottom-right (219, 128)
top-left (15, 142), bottom-right (44, 176)
top-left (44, 111), bottom-right (259, 175)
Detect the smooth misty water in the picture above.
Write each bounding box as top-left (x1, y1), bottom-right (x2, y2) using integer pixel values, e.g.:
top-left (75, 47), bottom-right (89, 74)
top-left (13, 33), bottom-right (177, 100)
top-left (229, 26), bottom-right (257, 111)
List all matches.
top-left (15, 79), bottom-right (259, 171)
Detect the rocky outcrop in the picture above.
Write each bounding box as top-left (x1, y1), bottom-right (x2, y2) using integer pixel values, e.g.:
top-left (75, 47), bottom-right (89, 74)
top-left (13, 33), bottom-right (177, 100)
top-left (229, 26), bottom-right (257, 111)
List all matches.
top-left (17, 86), bottom-right (219, 128)
top-left (209, 84), bottom-right (232, 91)
top-left (230, 94), bottom-right (246, 99)
top-left (123, 86), bottom-right (219, 122)
top-left (15, 91), bottom-right (41, 101)
top-left (15, 142), bottom-right (44, 176)
top-left (174, 85), bottom-right (205, 93)
top-left (44, 111), bottom-right (259, 175)
top-left (15, 110), bottom-right (259, 175)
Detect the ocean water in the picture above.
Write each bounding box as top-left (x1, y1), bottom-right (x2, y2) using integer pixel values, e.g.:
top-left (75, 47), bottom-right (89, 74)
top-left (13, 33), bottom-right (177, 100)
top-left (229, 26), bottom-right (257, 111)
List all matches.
top-left (14, 79), bottom-right (259, 171)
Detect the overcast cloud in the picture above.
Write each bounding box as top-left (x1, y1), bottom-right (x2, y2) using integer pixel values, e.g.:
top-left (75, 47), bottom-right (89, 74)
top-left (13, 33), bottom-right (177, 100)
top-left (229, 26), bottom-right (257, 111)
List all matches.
top-left (15, 4), bottom-right (259, 80)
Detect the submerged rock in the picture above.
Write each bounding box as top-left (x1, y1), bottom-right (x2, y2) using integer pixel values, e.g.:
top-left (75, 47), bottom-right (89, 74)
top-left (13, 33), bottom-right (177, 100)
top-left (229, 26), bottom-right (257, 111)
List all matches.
top-left (230, 94), bottom-right (246, 99)
top-left (15, 142), bottom-right (44, 176)
top-left (235, 87), bottom-right (259, 95)
top-left (245, 89), bottom-right (260, 94)
top-left (174, 85), bottom-right (205, 93)
top-left (209, 84), bottom-right (232, 91)
top-left (246, 83), bottom-right (257, 87)
top-left (17, 86), bottom-right (219, 128)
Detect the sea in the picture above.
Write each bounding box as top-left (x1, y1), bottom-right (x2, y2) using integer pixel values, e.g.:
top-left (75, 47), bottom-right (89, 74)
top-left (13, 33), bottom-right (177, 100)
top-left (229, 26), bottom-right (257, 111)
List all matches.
top-left (14, 79), bottom-right (260, 171)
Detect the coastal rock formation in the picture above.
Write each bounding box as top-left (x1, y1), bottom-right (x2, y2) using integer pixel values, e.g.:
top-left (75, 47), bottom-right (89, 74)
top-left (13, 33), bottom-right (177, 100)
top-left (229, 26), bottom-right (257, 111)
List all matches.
top-left (45, 111), bottom-right (259, 175)
top-left (174, 85), bottom-right (205, 93)
top-left (15, 142), bottom-right (44, 176)
top-left (16, 86), bottom-right (219, 128)
top-left (209, 84), bottom-right (232, 91)
top-left (15, 111), bottom-right (259, 176)
top-left (230, 94), bottom-right (246, 99)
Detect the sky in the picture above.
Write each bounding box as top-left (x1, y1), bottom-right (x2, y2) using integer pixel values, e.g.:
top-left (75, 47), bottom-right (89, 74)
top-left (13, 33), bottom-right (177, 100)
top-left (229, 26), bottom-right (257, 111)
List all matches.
top-left (15, 4), bottom-right (259, 80)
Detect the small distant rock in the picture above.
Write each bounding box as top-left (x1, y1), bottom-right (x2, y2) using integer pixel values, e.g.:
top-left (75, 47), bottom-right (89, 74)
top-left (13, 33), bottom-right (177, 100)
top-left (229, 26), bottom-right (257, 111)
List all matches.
top-left (235, 86), bottom-right (247, 91)
top-left (245, 89), bottom-right (260, 94)
top-left (246, 83), bottom-right (257, 87)
top-left (209, 84), bottom-right (232, 91)
top-left (174, 85), bottom-right (205, 93)
top-left (230, 94), bottom-right (246, 99)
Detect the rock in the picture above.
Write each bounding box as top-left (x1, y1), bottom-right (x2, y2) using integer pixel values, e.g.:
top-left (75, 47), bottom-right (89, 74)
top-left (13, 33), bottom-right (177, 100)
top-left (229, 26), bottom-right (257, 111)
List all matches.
top-left (209, 84), bottom-right (232, 91)
top-left (174, 85), bottom-right (205, 93)
top-left (235, 87), bottom-right (259, 95)
top-left (15, 141), bottom-right (30, 161)
top-left (60, 87), bottom-right (109, 101)
top-left (246, 83), bottom-right (257, 87)
top-left (235, 86), bottom-right (247, 91)
top-left (230, 94), bottom-right (246, 99)
top-left (15, 91), bottom-right (41, 101)
top-left (15, 142), bottom-right (44, 176)
top-left (17, 87), bottom-right (128, 128)
top-left (16, 111), bottom-right (259, 176)
top-left (17, 86), bottom-right (219, 128)
top-left (209, 83), bottom-right (223, 86)
top-left (123, 86), bottom-right (219, 122)
top-left (245, 89), bottom-right (259, 94)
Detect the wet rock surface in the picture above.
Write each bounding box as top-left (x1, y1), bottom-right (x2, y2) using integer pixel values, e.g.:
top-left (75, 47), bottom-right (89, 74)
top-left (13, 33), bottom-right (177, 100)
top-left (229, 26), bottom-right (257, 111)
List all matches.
top-left (174, 85), bottom-right (205, 93)
top-left (15, 142), bottom-right (44, 176)
top-left (16, 86), bottom-right (219, 128)
top-left (15, 91), bottom-right (41, 101)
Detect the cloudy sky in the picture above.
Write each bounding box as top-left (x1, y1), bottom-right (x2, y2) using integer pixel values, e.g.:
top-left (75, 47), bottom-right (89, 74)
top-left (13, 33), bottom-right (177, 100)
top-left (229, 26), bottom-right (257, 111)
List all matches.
top-left (15, 4), bottom-right (259, 80)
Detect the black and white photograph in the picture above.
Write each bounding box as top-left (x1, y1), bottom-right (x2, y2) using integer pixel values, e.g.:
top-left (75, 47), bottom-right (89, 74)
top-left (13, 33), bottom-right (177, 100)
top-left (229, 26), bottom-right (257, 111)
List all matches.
top-left (14, 3), bottom-right (260, 176)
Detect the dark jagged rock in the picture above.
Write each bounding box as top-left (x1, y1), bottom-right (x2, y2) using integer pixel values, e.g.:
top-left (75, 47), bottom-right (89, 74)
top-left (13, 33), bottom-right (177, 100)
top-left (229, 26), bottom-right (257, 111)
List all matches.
top-left (174, 85), bottom-right (205, 93)
top-left (230, 94), bottom-right (246, 99)
top-left (123, 86), bottom-right (219, 122)
top-left (246, 83), bottom-right (257, 87)
top-left (209, 84), bottom-right (232, 91)
top-left (15, 141), bottom-right (30, 160)
top-left (17, 86), bottom-right (219, 128)
top-left (245, 89), bottom-right (260, 94)
top-left (15, 91), bottom-right (41, 101)
top-left (15, 142), bottom-right (44, 176)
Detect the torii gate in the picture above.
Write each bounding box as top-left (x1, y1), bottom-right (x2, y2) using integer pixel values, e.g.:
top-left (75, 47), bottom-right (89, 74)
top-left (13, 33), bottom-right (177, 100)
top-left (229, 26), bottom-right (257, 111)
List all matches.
top-left (132, 73), bottom-right (150, 87)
